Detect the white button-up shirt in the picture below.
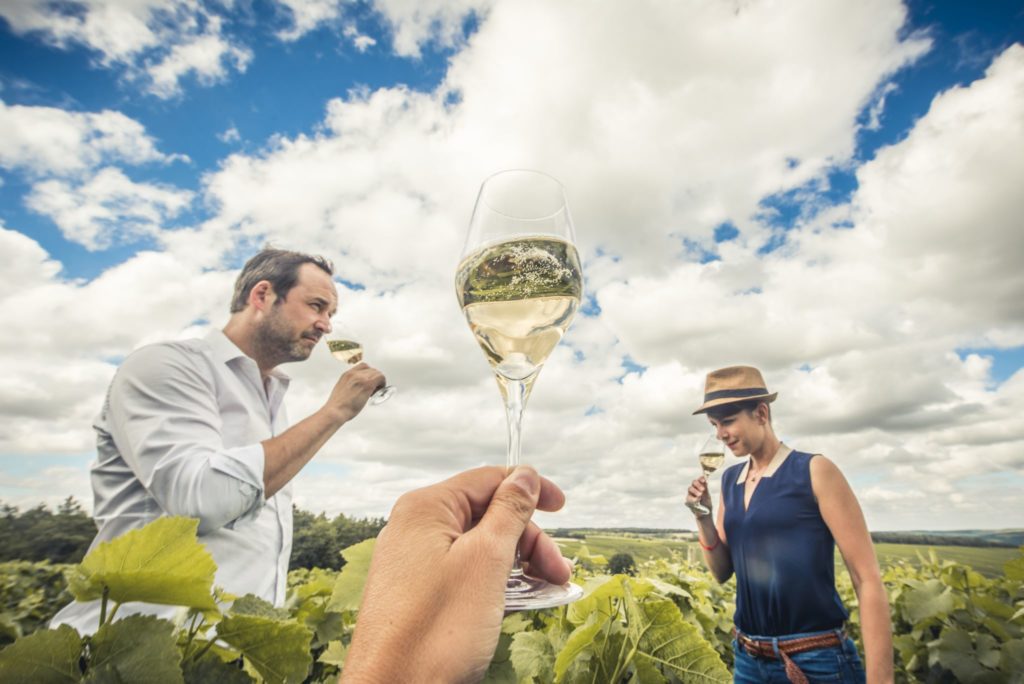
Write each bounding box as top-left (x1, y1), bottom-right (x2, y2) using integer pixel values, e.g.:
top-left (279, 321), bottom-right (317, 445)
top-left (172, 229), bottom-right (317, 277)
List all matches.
top-left (51, 330), bottom-right (293, 633)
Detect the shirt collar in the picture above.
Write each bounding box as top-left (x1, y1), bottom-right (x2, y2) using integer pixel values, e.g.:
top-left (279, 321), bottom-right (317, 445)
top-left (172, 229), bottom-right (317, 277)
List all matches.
top-left (205, 329), bottom-right (291, 383)
top-left (737, 442), bottom-right (792, 483)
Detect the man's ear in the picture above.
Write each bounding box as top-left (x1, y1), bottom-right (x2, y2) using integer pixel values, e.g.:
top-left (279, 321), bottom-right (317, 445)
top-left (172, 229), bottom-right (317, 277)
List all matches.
top-left (249, 280), bottom-right (276, 312)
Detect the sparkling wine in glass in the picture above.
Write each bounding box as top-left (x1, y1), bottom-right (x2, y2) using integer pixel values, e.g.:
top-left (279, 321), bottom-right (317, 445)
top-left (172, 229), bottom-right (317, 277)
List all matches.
top-left (688, 434), bottom-right (726, 516)
top-left (327, 339), bottom-right (395, 404)
top-left (455, 169), bottom-right (584, 610)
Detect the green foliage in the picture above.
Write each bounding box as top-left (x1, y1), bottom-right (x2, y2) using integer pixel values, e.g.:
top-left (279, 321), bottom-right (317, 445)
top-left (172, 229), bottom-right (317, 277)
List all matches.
top-left (1, 518), bottom-right (1023, 683)
top-left (0, 561), bottom-right (75, 645)
top-left (215, 596), bottom-right (313, 684)
top-left (0, 499), bottom-right (96, 565)
top-left (608, 553), bottom-right (637, 576)
top-left (326, 538), bottom-right (375, 613)
top-left (0, 623), bottom-right (82, 683)
top-left (66, 517), bottom-right (218, 613)
top-left (89, 615), bottom-right (183, 683)
top-left (289, 508), bottom-right (385, 572)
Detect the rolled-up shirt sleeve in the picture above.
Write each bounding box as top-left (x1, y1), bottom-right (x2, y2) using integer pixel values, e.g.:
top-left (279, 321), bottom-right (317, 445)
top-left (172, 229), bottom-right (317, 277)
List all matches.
top-left (106, 344), bottom-right (266, 533)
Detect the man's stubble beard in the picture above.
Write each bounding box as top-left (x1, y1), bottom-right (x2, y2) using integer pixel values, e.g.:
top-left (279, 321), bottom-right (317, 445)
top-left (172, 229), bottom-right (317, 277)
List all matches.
top-left (252, 305), bottom-right (315, 367)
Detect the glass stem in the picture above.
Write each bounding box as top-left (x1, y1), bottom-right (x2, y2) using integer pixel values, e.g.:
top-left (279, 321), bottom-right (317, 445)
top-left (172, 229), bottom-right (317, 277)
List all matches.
top-left (503, 377), bottom-right (527, 576)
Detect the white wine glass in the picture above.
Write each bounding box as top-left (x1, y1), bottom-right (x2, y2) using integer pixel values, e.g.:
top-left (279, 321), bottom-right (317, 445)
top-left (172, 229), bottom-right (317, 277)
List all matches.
top-left (454, 169), bottom-right (585, 610)
top-left (326, 327), bottom-right (395, 404)
top-left (687, 433), bottom-right (726, 516)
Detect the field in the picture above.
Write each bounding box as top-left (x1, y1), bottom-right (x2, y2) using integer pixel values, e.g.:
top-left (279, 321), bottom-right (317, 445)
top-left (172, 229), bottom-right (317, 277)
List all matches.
top-left (554, 533), bottom-right (1019, 577)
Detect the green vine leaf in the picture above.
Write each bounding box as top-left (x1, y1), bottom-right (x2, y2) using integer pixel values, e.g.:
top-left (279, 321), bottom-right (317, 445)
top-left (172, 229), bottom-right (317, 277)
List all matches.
top-left (901, 579), bottom-right (955, 623)
top-left (510, 629), bottom-right (555, 682)
top-left (0, 623), bottom-right (82, 683)
top-left (623, 586), bottom-right (731, 683)
top-left (66, 517), bottom-right (217, 611)
top-left (87, 614), bottom-right (183, 683)
top-left (554, 609), bottom-right (610, 682)
top-left (326, 539), bottom-right (375, 613)
top-left (181, 652), bottom-right (253, 684)
top-left (216, 608), bottom-right (312, 684)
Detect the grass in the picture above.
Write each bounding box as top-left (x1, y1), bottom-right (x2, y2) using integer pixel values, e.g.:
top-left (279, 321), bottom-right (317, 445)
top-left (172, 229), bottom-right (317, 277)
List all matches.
top-left (553, 533), bottom-right (1019, 578)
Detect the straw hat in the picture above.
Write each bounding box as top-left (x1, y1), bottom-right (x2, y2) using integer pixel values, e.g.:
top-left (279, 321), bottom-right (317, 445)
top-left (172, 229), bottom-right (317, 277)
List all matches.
top-left (693, 366), bottom-right (778, 415)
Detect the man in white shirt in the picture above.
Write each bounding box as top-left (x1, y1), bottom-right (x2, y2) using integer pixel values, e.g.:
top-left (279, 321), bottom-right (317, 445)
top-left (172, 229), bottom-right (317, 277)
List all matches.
top-left (51, 248), bottom-right (385, 633)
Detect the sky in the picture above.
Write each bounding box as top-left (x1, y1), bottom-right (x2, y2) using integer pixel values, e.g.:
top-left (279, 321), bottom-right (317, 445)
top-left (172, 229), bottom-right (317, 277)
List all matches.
top-left (1, 0), bottom-right (1022, 533)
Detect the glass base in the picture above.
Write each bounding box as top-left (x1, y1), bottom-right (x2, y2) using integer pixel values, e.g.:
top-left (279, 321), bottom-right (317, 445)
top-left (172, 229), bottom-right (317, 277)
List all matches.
top-left (504, 571), bottom-right (584, 611)
top-left (687, 501), bottom-right (711, 516)
top-left (370, 385), bottom-right (395, 405)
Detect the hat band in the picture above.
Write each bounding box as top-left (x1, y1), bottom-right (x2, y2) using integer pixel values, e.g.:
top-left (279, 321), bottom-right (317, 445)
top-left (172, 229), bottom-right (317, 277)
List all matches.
top-left (704, 387), bottom-right (768, 402)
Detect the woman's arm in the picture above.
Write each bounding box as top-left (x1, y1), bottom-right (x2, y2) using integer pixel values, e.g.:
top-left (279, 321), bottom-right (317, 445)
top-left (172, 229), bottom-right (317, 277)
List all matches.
top-left (811, 455), bottom-right (893, 684)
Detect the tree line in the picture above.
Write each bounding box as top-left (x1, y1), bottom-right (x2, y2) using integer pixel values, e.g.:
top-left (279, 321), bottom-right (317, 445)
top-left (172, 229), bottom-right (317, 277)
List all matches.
top-left (0, 498), bottom-right (386, 571)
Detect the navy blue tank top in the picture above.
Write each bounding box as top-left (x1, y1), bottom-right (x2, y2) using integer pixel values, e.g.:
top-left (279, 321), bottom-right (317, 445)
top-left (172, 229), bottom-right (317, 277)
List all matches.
top-left (721, 450), bottom-right (849, 636)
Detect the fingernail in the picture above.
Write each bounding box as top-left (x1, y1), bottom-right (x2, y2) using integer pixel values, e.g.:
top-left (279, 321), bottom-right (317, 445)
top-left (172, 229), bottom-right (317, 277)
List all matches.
top-left (508, 466), bottom-right (539, 498)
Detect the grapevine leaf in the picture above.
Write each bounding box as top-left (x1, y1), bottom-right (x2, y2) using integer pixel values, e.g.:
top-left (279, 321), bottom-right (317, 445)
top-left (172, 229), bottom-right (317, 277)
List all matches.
top-left (67, 517), bottom-right (217, 610)
top-left (976, 633), bottom-right (1000, 669)
top-left (216, 612), bottom-right (313, 684)
top-left (510, 629), bottom-right (555, 682)
top-left (974, 595), bottom-right (1015, 620)
top-left (500, 612), bottom-right (532, 634)
top-left (230, 594), bottom-right (290, 620)
top-left (1005, 552), bottom-right (1024, 582)
top-left (623, 588), bottom-right (730, 683)
top-left (554, 609), bottom-right (610, 682)
top-left (901, 579), bottom-right (955, 623)
top-left (629, 654), bottom-right (669, 684)
top-left (934, 627), bottom-right (986, 682)
top-left (0, 623), bottom-right (82, 683)
top-left (181, 652), bottom-right (252, 684)
top-left (645, 577), bottom-right (692, 600)
top-left (318, 640), bottom-right (347, 667)
top-left (88, 614), bottom-right (183, 684)
top-left (1000, 639), bottom-right (1024, 677)
top-left (326, 539), bottom-right (375, 613)
top-left (483, 631), bottom-right (518, 683)
top-left (566, 574), bottom-right (648, 626)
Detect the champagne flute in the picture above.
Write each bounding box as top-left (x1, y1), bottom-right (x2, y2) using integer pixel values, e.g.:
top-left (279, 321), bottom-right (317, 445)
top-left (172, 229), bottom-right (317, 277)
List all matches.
top-left (454, 169), bottom-right (584, 610)
top-left (327, 337), bottom-right (395, 405)
top-left (687, 433), bottom-right (726, 516)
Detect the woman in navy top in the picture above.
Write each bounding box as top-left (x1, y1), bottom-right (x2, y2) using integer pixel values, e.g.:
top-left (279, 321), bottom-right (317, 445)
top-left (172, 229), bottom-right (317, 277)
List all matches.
top-left (686, 366), bottom-right (893, 683)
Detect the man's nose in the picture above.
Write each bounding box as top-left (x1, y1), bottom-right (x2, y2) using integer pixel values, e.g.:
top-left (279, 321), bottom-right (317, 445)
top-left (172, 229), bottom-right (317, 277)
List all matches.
top-left (316, 316), bottom-right (332, 333)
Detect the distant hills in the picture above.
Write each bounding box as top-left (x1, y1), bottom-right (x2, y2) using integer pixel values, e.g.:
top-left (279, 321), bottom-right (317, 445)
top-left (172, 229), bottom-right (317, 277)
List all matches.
top-left (549, 528), bottom-right (1024, 548)
top-left (870, 529), bottom-right (1024, 548)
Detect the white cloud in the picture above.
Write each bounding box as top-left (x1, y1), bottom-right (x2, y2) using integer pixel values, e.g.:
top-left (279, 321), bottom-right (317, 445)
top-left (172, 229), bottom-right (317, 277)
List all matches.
top-left (0, 101), bottom-right (184, 176)
top-left (3, 1), bottom-right (1023, 532)
top-left (0, 0), bottom-right (252, 99)
top-left (371, 0), bottom-right (491, 57)
top-left (146, 17), bottom-right (253, 99)
top-left (275, 0), bottom-right (347, 42)
top-left (344, 23), bottom-right (377, 52)
top-left (25, 167), bottom-right (194, 250)
top-left (218, 126), bottom-right (241, 144)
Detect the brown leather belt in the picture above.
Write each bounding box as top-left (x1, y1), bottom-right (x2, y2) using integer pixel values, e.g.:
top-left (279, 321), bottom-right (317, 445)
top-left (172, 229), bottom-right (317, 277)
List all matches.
top-left (734, 629), bottom-right (844, 684)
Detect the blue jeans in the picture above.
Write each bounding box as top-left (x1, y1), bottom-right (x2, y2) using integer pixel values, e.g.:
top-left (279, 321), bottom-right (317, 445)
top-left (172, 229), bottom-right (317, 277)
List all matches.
top-left (732, 629), bottom-right (866, 683)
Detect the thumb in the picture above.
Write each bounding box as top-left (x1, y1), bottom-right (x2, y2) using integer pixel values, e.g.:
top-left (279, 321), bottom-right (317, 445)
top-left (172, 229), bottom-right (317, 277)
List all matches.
top-left (472, 466), bottom-right (540, 551)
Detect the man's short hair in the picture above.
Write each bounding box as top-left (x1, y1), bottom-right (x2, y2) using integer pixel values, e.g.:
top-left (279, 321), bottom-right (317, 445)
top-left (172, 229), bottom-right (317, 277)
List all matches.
top-left (230, 248), bottom-right (334, 313)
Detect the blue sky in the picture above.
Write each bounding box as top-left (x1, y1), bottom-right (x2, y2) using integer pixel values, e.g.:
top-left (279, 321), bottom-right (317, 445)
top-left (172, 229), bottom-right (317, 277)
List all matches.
top-left (1, 0), bottom-right (1022, 530)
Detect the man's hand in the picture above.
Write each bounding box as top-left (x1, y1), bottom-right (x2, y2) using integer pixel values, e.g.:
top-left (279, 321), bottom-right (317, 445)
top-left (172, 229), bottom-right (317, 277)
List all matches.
top-left (326, 362), bottom-right (386, 420)
top-left (341, 466), bottom-right (572, 683)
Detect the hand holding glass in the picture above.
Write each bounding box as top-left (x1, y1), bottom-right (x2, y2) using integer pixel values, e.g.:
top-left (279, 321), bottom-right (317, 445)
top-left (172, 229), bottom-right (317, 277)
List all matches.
top-left (454, 169), bottom-right (584, 610)
top-left (327, 338), bottom-right (395, 404)
top-left (687, 434), bottom-right (726, 517)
